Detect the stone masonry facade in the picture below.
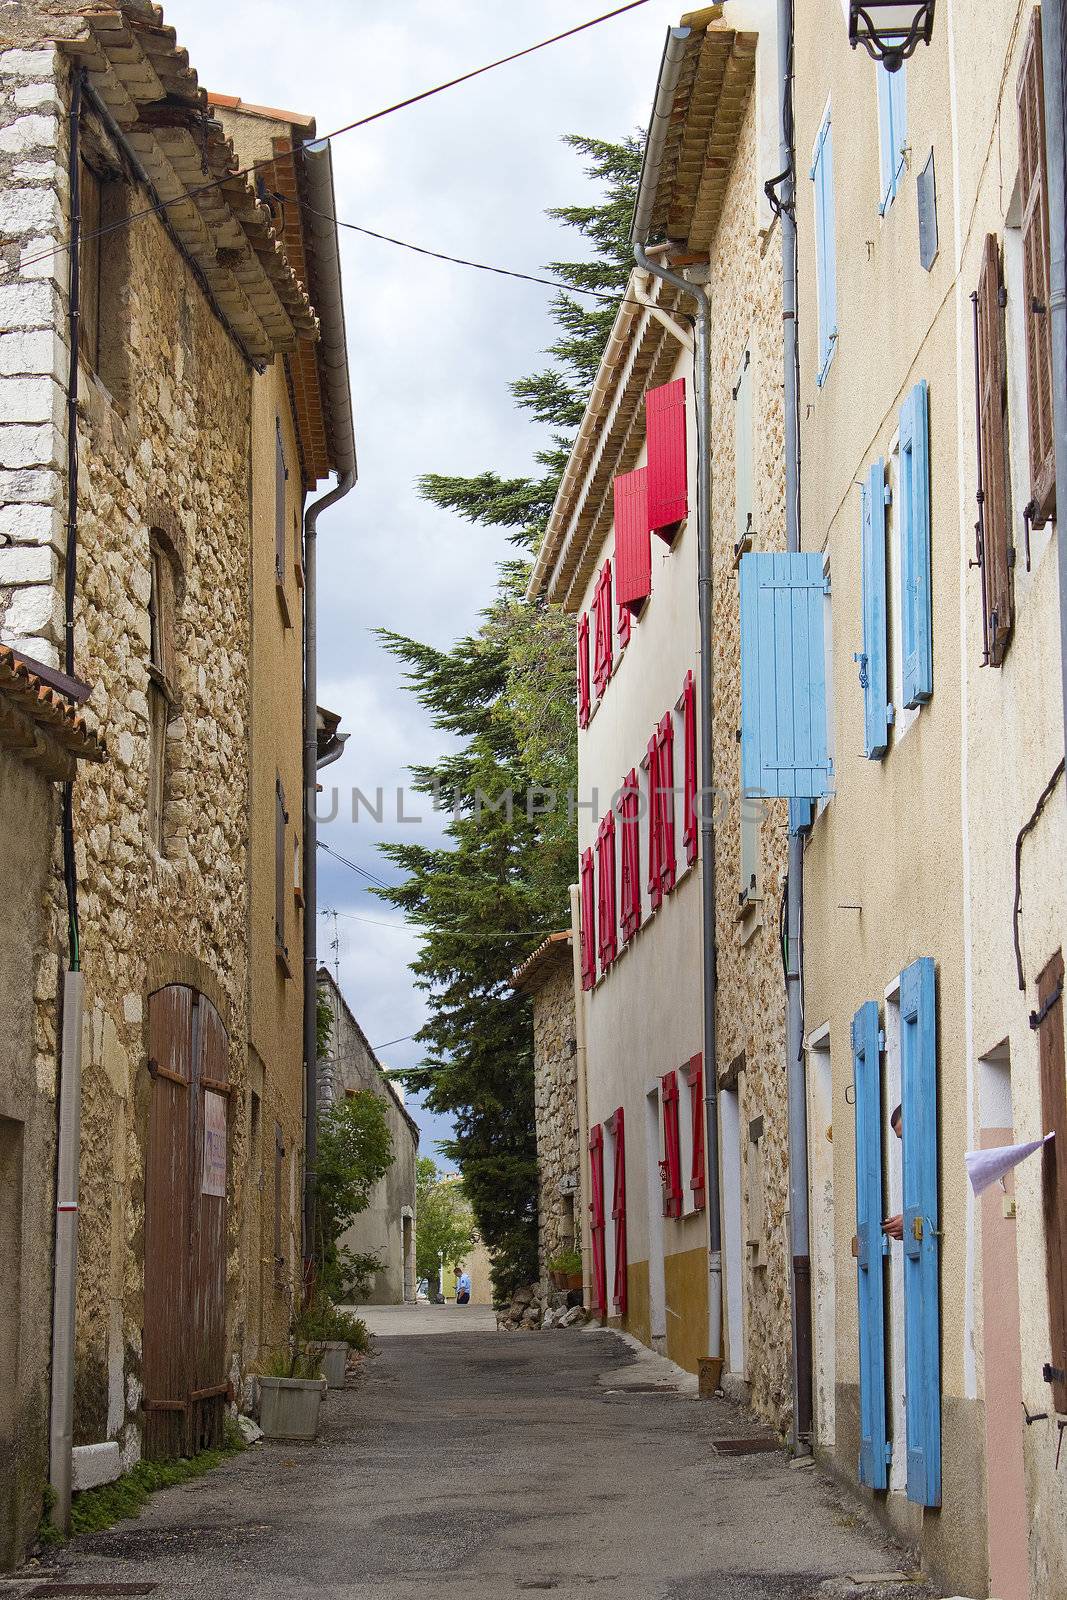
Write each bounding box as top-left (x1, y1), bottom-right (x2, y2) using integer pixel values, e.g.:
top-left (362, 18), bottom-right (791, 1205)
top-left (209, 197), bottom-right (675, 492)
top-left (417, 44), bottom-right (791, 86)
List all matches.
top-left (529, 948), bottom-right (580, 1277)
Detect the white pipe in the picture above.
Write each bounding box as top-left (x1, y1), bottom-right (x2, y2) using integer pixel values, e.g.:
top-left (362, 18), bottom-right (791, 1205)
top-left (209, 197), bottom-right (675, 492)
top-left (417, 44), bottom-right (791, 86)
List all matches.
top-left (49, 969), bottom-right (84, 1532)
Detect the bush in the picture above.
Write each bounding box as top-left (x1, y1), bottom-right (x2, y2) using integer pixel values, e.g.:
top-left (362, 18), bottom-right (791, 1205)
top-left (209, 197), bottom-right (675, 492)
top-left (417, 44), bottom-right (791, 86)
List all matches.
top-left (297, 1293), bottom-right (372, 1353)
top-left (546, 1248), bottom-right (581, 1276)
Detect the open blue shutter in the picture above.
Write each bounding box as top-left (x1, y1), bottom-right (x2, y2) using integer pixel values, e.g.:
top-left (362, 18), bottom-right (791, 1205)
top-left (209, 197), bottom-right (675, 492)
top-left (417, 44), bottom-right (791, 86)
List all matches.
top-left (860, 460), bottom-right (890, 758)
top-left (890, 69), bottom-right (907, 194)
top-left (811, 109), bottom-right (837, 385)
top-left (853, 1000), bottom-right (889, 1490)
top-left (789, 798), bottom-right (815, 835)
top-left (901, 956), bottom-right (941, 1508)
top-left (740, 552), bottom-right (830, 800)
top-left (900, 381), bottom-right (933, 706)
top-left (877, 65), bottom-right (907, 212)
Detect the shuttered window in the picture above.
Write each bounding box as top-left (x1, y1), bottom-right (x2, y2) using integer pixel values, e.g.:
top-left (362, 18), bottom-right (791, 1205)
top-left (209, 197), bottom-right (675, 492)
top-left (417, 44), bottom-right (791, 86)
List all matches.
top-left (860, 459), bottom-right (890, 757)
top-left (975, 234), bottom-right (1014, 663)
top-left (596, 811), bottom-right (617, 971)
top-left (614, 466), bottom-right (652, 613)
top-left (682, 670), bottom-right (698, 866)
top-left (740, 552), bottom-right (832, 799)
top-left (275, 776), bottom-right (289, 969)
top-left (577, 613), bottom-right (591, 729)
top-left (876, 63), bottom-right (907, 214)
top-left (646, 379), bottom-right (688, 539)
top-left (734, 348), bottom-right (754, 555)
top-left (686, 1055), bottom-right (706, 1211)
top-left (618, 769), bottom-right (642, 943)
top-left (1036, 950), bottom-right (1067, 1413)
top-left (1017, 8), bottom-right (1056, 525)
top-left (656, 712), bottom-right (676, 894)
top-left (592, 563), bottom-right (613, 699)
top-left (899, 381), bottom-right (933, 707)
top-left (646, 733), bottom-right (663, 913)
top-left (609, 1107), bottom-right (628, 1315)
top-left (660, 1071), bottom-right (683, 1218)
top-left (589, 1125), bottom-right (607, 1315)
top-left (901, 955), bottom-right (941, 1507)
top-left (853, 999), bottom-right (890, 1489)
top-left (811, 104), bottom-right (838, 386)
top-left (275, 419), bottom-right (288, 583)
top-left (579, 847), bottom-right (596, 990)
top-left (617, 595), bottom-right (632, 650)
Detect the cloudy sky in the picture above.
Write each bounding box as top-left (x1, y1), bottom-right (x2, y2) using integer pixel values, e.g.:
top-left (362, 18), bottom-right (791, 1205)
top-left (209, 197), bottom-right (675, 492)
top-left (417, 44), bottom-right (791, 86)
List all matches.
top-left (173, 0), bottom-right (686, 1163)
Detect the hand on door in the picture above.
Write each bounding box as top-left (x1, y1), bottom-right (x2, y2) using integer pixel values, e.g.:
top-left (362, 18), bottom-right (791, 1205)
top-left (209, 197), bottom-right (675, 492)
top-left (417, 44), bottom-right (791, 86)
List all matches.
top-left (882, 1213), bottom-right (904, 1240)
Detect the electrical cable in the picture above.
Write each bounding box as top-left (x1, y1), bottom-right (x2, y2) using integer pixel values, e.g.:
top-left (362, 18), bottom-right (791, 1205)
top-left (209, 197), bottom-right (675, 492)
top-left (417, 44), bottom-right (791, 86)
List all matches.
top-left (316, 837), bottom-right (393, 890)
top-left (371, 1033), bottom-right (418, 1051)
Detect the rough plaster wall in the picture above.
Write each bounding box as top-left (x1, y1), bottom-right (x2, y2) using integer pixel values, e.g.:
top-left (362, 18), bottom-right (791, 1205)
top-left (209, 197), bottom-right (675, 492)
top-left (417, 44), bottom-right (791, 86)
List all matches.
top-left (531, 960), bottom-right (580, 1276)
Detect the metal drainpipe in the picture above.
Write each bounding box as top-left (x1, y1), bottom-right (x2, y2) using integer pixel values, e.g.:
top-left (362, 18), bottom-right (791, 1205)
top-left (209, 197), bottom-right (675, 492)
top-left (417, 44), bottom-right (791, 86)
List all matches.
top-left (633, 240), bottom-right (722, 1364)
top-left (302, 470), bottom-right (355, 1290)
top-left (776, 0), bottom-right (814, 1453)
top-left (1040, 0), bottom-right (1067, 760)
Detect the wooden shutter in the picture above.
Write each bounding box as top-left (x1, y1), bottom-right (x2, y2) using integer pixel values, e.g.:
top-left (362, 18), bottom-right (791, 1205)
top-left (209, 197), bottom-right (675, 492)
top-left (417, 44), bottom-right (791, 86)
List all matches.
top-left (609, 1107), bottom-right (627, 1315)
top-left (901, 956), bottom-right (941, 1507)
top-left (614, 466), bottom-right (651, 613)
top-left (682, 671), bottom-right (699, 865)
top-left (589, 1125), bottom-right (607, 1315)
top-left (976, 234), bottom-right (1014, 663)
top-left (900, 382), bottom-right (933, 707)
top-left (596, 811), bottom-right (617, 971)
top-left (275, 419), bottom-right (287, 581)
top-left (687, 1055), bottom-right (706, 1211)
top-left (660, 1071), bottom-right (683, 1218)
top-left (811, 108), bottom-right (838, 384)
top-left (646, 379), bottom-right (688, 539)
top-left (79, 161), bottom-right (103, 372)
top-left (860, 460), bottom-right (890, 758)
top-left (740, 552), bottom-right (831, 799)
top-left (577, 613), bottom-right (591, 729)
top-left (734, 349), bottom-right (754, 551)
top-left (853, 999), bottom-right (890, 1489)
top-left (618, 769), bottom-right (642, 943)
top-left (275, 776), bottom-right (288, 957)
top-left (592, 564), bottom-right (613, 699)
top-left (579, 847), bottom-right (596, 990)
top-left (1036, 950), bottom-right (1067, 1412)
top-left (657, 713), bottom-right (676, 894)
top-left (1017, 8), bottom-right (1056, 525)
top-left (646, 734), bottom-right (662, 912)
top-left (617, 596), bottom-right (632, 649)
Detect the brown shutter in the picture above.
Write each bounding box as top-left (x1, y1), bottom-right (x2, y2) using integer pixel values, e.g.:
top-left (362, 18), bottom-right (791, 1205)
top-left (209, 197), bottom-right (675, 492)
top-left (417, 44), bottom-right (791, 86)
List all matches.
top-left (1017, 8), bottom-right (1056, 525)
top-left (275, 776), bottom-right (287, 955)
top-left (976, 234), bottom-right (1014, 663)
top-left (1037, 949), bottom-right (1067, 1412)
top-left (275, 420), bottom-right (287, 580)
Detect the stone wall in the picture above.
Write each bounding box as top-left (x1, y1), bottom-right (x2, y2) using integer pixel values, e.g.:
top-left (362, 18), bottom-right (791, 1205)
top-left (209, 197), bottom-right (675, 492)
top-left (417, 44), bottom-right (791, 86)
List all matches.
top-left (530, 954), bottom-right (580, 1277)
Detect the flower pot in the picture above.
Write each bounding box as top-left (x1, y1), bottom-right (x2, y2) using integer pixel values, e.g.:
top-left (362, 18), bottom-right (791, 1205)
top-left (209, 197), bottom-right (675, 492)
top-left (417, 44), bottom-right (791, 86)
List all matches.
top-left (321, 1341), bottom-right (348, 1388)
top-left (258, 1375), bottom-right (323, 1440)
top-left (549, 1270), bottom-right (566, 1291)
top-left (565, 1272), bottom-right (584, 1293)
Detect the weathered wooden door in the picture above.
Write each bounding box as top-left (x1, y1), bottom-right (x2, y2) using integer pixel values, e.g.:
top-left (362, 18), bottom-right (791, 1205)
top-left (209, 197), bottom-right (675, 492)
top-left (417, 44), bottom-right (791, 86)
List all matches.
top-left (144, 986), bottom-right (230, 1460)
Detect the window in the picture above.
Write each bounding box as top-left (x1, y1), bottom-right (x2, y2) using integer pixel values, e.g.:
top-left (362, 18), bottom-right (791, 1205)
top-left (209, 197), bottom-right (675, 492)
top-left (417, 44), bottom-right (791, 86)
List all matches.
top-left (975, 234), bottom-right (1014, 664)
top-left (148, 535), bottom-right (177, 853)
top-left (275, 418), bottom-right (292, 625)
top-left (1016, 9), bottom-right (1056, 525)
top-left (811, 102), bottom-right (838, 386)
top-left (660, 1071), bottom-right (683, 1218)
top-left (876, 63), bottom-right (907, 214)
top-left (275, 774), bottom-right (290, 973)
top-left (592, 562), bottom-right (613, 699)
top-left (684, 1055), bottom-right (706, 1213)
top-left (681, 670), bottom-right (698, 867)
top-left (77, 153), bottom-right (127, 398)
top-left (899, 381), bottom-right (933, 706)
top-left (646, 713), bottom-right (676, 908)
top-left (579, 848), bottom-right (596, 990)
top-left (618, 769), bottom-right (642, 943)
top-left (646, 379), bottom-right (688, 540)
top-left (733, 346), bottom-right (755, 557)
top-left (860, 460), bottom-right (890, 758)
top-left (79, 160), bottom-right (102, 372)
top-left (595, 811), bottom-right (617, 972)
top-left (577, 613), bottom-right (591, 729)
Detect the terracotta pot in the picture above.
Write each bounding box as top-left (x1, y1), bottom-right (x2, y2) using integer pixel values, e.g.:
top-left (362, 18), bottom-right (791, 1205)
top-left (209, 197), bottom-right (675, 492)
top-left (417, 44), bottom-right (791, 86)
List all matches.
top-left (549, 1270), bottom-right (567, 1290)
top-left (565, 1272), bottom-right (584, 1292)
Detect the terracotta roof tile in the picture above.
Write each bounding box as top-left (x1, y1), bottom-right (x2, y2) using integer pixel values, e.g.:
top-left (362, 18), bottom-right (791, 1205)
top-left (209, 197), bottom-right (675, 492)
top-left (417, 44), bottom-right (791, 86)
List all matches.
top-left (0, 645), bottom-right (106, 780)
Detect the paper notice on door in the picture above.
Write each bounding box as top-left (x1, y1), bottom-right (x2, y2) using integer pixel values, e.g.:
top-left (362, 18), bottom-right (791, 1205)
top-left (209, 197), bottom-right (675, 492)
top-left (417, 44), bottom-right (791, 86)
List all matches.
top-left (202, 1090), bottom-right (227, 1197)
top-left (964, 1132), bottom-right (1054, 1196)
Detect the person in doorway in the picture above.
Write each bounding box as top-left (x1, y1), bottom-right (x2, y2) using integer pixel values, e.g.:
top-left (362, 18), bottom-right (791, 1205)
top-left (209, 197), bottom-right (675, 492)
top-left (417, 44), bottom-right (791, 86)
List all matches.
top-left (882, 1103), bottom-right (904, 1241)
top-left (455, 1269), bottom-right (472, 1305)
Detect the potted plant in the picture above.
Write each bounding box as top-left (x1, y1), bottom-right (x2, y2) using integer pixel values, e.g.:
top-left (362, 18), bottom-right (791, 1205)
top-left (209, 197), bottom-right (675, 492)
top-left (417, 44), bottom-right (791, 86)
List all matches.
top-left (296, 1293), bottom-right (372, 1388)
top-left (256, 1344), bottom-right (325, 1441)
top-left (546, 1248), bottom-right (583, 1293)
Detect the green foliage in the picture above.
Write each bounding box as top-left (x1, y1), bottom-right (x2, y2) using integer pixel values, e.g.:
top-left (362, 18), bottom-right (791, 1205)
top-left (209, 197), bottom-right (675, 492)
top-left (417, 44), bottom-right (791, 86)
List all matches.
top-left (316, 989), bottom-right (333, 1058)
top-left (546, 1247), bottom-right (582, 1276)
top-left (58, 1435), bottom-right (245, 1540)
top-left (330, 1246), bottom-right (383, 1303)
top-left (297, 1292), bottom-right (372, 1353)
top-left (380, 135), bottom-right (640, 1301)
top-left (314, 1090), bottom-right (392, 1298)
top-left (415, 1158), bottom-right (477, 1285)
top-left (258, 1344), bottom-right (324, 1380)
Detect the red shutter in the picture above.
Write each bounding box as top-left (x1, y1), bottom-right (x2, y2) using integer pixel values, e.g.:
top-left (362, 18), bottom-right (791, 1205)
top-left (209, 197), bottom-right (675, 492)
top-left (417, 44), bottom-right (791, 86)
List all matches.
top-left (577, 613), bottom-right (590, 729)
top-left (609, 1106), bottom-right (628, 1316)
top-left (657, 712), bottom-right (676, 894)
top-left (579, 847), bottom-right (596, 990)
top-left (660, 1071), bottom-right (683, 1218)
top-left (596, 811), bottom-right (617, 970)
top-left (592, 564), bottom-right (613, 699)
top-left (686, 1055), bottom-right (706, 1212)
top-left (1017, 8), bottom-right (1056, 525)
top-left (646, 734), bottom-right (662, 912)
top-left (618, 769), bottom-right (642, 942)
top-left (617, 596), bottom-right (632, 650)
top-left (682, 670), bottom-right (698, 865)
top-left (646, 379), bottom-right (688, 539)
top-left (614, 466), bottom-right (651, 613)
top-left (589, 1124), bottom-right (607, 1315)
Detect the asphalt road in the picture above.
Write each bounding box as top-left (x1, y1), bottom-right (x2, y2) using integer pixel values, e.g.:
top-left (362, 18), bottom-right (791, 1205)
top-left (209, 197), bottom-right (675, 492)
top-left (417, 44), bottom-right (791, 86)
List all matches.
top-left (14, 1326), bottom-right (938, 1600)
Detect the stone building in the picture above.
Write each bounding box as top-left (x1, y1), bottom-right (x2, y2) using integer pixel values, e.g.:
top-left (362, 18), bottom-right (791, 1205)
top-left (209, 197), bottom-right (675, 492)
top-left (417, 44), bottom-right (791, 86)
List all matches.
top-left (511, 931), bottom-right (582, 1279)
top-left (317, 969), bottom-right (419, 1305)
top-left (0, 0), bottom-right (351, 1553)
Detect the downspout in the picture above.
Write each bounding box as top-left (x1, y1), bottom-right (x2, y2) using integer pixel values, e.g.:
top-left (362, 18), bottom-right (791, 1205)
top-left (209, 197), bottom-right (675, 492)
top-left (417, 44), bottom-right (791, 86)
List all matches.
top-left (774, 0), bottom-right (814, 1453)
top-left (50, 64), bottom-right (87, 1534)
top-left (1040, 0), bottom-right (1067, 760)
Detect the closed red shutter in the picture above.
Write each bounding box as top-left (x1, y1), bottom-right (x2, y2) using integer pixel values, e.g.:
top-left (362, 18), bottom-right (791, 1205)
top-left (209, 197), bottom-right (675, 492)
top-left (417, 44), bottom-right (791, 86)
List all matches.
top-left (686, 1055), bottom-right (706, 1211)
top-left (579, 847), bottom-right (596, 990)
top-left (976, 233), bottom-right (1014, 662)
top-left (618, 769), bottom-right (642, 942)
top-left (589, 1124), bottom-right (607, 1315)
top-left (577, 613), bottom-right (591, 729)
top-left (646, 734), bottom-right (662, 912)
top-left (646, 379), bottom-right (688, 540)
top-left (682, 670), bottom-right (698, 865)
top-left (609, 1106), bottom-right (628, 1315)
top-left (660, 1070), bottom-right (683, 1218)
top-left (614, 466), bottom-right (652, 612)
top-left (1017, 8), bottom-right (1056, 524)
top-left (596, 811), bottom-right (617, 970)
top-left (617, 595), bottom-right (632, 650)
top-left (657, 712), bottom-right (677, 894)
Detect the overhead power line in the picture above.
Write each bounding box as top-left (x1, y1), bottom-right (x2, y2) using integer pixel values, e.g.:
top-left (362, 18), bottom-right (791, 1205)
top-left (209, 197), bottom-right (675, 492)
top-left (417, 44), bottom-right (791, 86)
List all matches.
top-left (316, 837), bottom-right (393, 890)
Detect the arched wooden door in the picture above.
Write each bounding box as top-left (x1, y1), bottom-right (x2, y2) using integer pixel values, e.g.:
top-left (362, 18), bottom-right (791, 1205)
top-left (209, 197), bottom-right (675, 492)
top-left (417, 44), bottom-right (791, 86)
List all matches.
top-left (144, 986), bottom-right (230, 1460)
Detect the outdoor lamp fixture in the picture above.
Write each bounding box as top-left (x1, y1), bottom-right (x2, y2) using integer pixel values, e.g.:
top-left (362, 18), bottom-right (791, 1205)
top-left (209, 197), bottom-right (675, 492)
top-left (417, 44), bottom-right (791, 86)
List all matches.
top-left (848, 2), bottom-right (935, 71)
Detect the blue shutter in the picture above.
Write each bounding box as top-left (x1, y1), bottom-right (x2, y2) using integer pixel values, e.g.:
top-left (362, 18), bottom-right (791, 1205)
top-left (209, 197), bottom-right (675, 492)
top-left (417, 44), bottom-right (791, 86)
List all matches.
top-left (890, 69), bottom-right (907, 193)
top-left (900, 381), bottom-right (933, 706)
top-left (877, 65), bottom-right (907, 213)
top-left (853, 1000), bottom-right (889, 1490)
top-left (740, 552), bottom-right (831, 800)
top-left (811, 108), bottom-right (837, 385)
top-left (860, 460), bottom-right (890, 758)
top-left (789, 798), bottom-right (815, 836)
top-left (901, 956), bottom-right (941, 1508)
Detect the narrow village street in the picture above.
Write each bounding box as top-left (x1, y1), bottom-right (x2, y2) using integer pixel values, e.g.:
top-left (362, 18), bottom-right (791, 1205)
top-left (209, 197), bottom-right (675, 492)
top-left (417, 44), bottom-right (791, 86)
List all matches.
top-left (14, 1323), bottom-right (934, 1600)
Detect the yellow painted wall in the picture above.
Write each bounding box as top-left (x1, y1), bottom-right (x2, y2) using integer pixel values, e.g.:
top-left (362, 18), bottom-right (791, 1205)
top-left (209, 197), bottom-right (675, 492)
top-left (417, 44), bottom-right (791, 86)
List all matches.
top-left (663, 1246), bottom-right (709, 1375)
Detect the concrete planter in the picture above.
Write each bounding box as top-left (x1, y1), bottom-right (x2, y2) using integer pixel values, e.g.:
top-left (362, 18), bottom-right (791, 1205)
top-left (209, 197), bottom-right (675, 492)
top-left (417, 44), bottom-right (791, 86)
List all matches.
top-left (258, 1376), bottom-right (323, 1441)
top-left (321, 1341), bottom-right (348, 1388)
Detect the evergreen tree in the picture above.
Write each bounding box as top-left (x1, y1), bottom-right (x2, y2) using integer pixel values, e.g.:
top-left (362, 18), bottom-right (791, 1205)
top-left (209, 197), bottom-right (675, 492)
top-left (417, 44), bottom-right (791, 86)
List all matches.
top-left (377, 134), bottom-right (641, 1298)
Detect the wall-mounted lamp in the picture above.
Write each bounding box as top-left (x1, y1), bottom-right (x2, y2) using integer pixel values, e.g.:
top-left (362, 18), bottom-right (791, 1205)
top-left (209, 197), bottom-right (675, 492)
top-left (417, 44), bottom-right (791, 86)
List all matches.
top-left (848, 2), bottom-right (935, 72)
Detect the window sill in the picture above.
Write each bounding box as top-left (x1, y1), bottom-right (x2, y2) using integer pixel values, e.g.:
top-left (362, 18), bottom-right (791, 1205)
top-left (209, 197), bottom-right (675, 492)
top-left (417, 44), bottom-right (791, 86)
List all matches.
top-left (294, 557), bottom-right (305, 590)
top-left (275, 943), bottom-right (292, 980)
